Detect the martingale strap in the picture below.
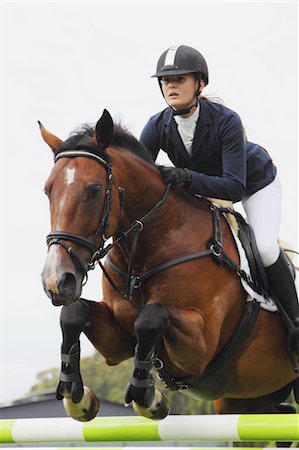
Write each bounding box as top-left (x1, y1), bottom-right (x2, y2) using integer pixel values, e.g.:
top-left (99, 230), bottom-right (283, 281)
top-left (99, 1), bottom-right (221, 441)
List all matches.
top-left (107, 247), bottom-right (214, 294)
top-left (104, 198), bottom-right (257, 302)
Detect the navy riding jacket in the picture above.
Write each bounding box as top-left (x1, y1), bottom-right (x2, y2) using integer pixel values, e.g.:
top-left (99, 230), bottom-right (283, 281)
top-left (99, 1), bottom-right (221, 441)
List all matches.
top-left (140, 99), bottom-right (277, 203)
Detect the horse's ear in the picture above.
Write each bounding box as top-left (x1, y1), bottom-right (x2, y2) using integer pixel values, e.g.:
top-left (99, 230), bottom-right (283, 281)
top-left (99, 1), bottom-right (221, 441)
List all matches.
top-left (38, 121), bottom-right (63, 154)
top-left (93, 109), bottom-right (114, 150)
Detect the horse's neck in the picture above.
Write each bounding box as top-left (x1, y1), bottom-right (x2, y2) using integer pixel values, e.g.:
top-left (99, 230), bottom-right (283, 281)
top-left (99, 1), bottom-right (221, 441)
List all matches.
top-left (110, 156), bottom-right (177, 263)
top-left (116, 186), bottom-right (209, 268)
top-left (113, 192), bottom-right (181, 270)
top-left (111, 150), bottom-right (213, 266)
top-left (120, 186), bottom-right (175, 256)
top-left (113, 151), bottom-right (167, 226)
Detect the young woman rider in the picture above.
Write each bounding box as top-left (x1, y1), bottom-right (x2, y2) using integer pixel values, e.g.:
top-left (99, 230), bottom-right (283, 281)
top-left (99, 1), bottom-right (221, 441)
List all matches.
top-left (140, 44), bottom-right (299, 362)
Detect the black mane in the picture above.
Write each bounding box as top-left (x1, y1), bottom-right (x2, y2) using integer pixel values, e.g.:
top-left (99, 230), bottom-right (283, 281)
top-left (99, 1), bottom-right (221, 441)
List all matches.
top-left (58, 123), bottom-right (155, 165)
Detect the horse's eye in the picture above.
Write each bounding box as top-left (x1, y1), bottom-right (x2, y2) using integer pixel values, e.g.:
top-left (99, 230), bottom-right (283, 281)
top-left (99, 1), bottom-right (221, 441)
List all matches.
top-left (87, 184), bottom-right (103, 200)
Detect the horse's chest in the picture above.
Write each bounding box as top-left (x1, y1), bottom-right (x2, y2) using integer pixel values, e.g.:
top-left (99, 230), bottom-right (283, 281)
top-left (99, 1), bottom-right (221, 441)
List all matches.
top-left (112, 301), bottom-right (137, 334)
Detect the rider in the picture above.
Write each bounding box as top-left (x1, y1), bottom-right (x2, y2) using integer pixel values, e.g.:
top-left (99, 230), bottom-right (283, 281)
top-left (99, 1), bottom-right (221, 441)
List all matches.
top-left (140, 44), bottom-right (299, 362)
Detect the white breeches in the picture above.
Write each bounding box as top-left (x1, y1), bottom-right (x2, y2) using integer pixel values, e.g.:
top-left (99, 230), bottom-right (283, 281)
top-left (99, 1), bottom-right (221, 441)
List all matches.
top-left (242, 175), bottom-right (281, 268)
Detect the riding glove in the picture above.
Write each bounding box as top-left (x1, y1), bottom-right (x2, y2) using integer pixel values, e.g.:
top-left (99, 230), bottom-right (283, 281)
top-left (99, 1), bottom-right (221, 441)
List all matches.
top-left (159, 166), bottom-right (192, 188)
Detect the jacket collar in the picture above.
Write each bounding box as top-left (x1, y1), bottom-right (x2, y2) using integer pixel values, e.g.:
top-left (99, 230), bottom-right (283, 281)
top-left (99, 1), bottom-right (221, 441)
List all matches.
top-left (164, 99), bottom-right (213, 160)
top-left (191, 99), bottom-right (213, 157)
top-left (163, 109), bottom-right (195, 169)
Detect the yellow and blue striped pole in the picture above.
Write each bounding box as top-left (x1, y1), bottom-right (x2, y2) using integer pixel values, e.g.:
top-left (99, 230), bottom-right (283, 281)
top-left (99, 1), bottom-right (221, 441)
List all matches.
top-left (0, 415), bottom-right (298, 443)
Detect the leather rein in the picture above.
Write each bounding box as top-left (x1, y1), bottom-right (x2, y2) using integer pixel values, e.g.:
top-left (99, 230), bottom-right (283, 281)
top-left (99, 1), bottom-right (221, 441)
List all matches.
top-left (46, 146), bottom-right (253, 304)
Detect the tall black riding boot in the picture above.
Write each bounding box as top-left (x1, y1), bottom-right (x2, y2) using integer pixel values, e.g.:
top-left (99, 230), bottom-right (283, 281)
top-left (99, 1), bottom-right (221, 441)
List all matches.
top-left (265, 250), bottom-right (299, 366)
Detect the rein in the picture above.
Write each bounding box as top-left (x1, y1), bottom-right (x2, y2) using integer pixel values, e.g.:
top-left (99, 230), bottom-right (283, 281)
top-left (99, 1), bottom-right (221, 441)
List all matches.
top-left (96, 183), bottom-right (172, 302)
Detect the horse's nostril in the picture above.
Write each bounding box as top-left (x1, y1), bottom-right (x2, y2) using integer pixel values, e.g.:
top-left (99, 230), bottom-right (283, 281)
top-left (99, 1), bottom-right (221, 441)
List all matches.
top-left (58, 272), bottom-right (77, 296)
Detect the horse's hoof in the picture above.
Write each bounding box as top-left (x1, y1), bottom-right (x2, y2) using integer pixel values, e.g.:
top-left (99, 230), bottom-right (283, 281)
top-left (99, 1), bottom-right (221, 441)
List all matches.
top-left (63, 386), bottom-right (100, 422)
top-left (125, 382), bottom-right (155, 408)
top-left (132, 389), bottom-right (170, 420)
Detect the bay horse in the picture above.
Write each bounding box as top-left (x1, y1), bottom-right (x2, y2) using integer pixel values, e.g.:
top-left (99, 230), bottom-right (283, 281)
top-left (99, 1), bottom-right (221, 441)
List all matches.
top-left (40, 109), bottom-right (299, 423)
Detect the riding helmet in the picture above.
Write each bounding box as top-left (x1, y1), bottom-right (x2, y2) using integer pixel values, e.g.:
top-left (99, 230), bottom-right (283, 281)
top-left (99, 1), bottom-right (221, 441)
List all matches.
top-left (152, 45), bottom-right (209, 86)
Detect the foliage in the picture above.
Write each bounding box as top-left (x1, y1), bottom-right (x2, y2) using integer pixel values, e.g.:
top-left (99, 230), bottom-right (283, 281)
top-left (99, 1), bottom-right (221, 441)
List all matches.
top-left (30, 368), bottom-right (60, 394)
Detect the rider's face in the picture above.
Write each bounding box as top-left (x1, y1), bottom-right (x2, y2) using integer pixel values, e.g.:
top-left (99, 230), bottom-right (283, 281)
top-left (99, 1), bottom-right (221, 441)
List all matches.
top-left (160, 74), bottom-right (200, 110)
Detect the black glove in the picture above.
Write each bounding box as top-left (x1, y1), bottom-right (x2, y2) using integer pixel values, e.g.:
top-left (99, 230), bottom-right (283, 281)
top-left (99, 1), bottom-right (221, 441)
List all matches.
top-left (159, 166), bottom-right (192, 187)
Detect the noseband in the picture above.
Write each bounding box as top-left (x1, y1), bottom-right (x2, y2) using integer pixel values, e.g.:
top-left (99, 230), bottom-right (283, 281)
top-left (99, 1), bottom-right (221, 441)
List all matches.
top-left (46, 147), bottom-right (118, 284)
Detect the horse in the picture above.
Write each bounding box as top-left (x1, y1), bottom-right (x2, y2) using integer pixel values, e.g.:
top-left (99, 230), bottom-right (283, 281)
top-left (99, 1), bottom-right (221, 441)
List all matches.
top-left (40, 109), bottom-right (299, 424)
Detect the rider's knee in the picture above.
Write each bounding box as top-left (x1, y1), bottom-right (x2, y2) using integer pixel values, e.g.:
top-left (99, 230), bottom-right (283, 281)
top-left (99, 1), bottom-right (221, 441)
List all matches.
top-left (255, 239), bottom-right (280, 268)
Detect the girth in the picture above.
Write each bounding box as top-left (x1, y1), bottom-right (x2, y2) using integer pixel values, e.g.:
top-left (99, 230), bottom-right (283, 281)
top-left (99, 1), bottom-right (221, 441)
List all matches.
top-left (154, 301), bottom-right (260, 397)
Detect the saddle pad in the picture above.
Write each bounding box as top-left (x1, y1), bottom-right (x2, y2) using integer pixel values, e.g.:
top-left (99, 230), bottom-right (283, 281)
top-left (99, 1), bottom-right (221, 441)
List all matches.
top-left (228, 220), bottom-right (278, 313)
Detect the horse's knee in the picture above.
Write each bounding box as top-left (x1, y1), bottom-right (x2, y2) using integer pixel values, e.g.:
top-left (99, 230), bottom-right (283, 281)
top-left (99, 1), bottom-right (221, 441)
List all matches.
top-left (134, 303), bottom-right (169, 342)
top-left (60, 298), bottom-right (90, 331)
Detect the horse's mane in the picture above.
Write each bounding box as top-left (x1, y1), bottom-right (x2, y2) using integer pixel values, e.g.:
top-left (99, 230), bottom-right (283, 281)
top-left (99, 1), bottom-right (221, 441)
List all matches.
top-left (58, 123), bottom-right (155, 165)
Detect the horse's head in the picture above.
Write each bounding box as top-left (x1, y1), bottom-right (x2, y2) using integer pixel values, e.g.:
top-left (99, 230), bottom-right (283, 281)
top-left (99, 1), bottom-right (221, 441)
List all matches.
top-left (41, 110), bottom-right (122, 306)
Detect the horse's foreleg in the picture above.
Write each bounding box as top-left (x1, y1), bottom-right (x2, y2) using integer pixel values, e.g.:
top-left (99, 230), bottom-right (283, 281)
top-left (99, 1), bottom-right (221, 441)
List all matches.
top-left (125, 303), bottom-right (171, 420)
top-left (56, 298), bottom-right (100, 422)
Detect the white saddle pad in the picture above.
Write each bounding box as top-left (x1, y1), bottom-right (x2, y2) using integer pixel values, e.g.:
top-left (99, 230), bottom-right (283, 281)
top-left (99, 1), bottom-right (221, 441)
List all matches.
top-left (229, 225), bottom-right (278, 312)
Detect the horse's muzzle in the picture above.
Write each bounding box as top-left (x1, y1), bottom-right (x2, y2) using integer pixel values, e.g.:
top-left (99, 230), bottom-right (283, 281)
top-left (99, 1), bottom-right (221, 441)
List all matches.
top-left (42, 264), bottom-right (83, 306)
top-left (42, 244), bottom-right (84, 306)
top-left (42, 274), bottom-right (82, 306)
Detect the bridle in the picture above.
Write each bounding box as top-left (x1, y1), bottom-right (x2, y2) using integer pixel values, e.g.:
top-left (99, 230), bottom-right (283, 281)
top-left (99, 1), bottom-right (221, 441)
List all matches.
top-left (46, 146), bottom-right (119, 285)
top-left (46, 145), bottom-right (171, 287)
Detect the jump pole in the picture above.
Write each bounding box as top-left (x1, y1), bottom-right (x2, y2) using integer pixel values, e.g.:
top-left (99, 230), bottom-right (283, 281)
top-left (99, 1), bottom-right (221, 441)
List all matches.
top-left (1, 415), bottom-right (298, 443)
top-left (0, 447), bottom-right (279, 450)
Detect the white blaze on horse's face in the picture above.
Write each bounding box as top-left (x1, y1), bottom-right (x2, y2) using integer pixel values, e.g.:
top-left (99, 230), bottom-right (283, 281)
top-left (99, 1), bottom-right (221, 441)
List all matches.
top-left (44, 166), bottom-right (77, 295)
top-left (56, 166), bottom-right (77, 228)
top-left (65, 167), bottom-right (76, 186)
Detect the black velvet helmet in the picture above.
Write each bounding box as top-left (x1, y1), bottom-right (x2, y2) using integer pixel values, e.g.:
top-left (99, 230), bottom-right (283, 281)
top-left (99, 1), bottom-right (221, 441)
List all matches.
top-left (152, 45), bottom-right (209, 85)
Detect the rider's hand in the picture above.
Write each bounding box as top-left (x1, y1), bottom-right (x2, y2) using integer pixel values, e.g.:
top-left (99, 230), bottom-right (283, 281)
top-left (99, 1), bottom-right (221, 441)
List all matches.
top-left (159, 166), bottom-right (192, 188)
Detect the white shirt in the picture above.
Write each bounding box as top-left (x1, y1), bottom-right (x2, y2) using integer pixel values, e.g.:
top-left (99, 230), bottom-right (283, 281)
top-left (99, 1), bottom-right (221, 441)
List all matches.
top-left (174, 106), bottom-right (200, 155)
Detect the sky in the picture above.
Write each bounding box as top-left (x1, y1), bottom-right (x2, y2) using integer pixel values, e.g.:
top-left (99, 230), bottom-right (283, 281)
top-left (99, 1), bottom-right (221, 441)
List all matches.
top-left (1, 1), bottom-right (298, 404)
